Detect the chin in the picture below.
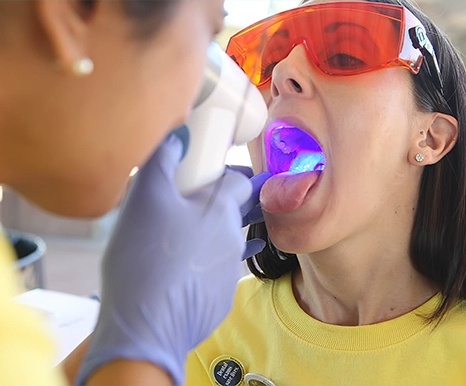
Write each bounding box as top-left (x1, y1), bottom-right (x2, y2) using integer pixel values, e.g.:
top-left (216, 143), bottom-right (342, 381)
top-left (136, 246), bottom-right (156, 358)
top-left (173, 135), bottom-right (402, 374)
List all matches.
top-left (28, 187), bottom-right (123, 219)
top-left (266, 220), bottom-right (318, 255)
top-left (43, 198), bottom-right (119, 219)
top-left (266, 228), bottom-right (300, 254)
top-left (70, 202), bottom-right (119, 218)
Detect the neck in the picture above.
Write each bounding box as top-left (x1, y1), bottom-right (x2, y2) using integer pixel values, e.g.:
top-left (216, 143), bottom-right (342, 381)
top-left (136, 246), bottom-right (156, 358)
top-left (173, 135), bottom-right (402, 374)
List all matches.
top-left (293, 241), bottom-right (438, 326)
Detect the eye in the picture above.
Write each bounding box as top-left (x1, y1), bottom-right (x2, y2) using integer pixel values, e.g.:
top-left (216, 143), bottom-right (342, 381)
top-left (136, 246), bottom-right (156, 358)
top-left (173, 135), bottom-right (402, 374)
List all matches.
top-left (325, 53), bottom-right (367, 71)
top-left (259, 28), bottom-right (292, 82)
top-left (261, 60), bottom-right (279, 80)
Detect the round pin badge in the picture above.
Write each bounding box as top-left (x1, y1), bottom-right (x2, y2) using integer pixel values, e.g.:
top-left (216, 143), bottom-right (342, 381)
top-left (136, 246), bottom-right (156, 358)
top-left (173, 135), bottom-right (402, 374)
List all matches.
top-left (209, 355), bottom-right (245, 386)
top-left (244, 373), bottom-right (277, 386)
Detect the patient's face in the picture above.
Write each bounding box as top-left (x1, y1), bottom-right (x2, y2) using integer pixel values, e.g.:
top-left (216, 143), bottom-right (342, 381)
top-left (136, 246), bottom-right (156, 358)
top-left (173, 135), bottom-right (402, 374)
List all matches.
top-left (249, 42), bottom-right (423, 254)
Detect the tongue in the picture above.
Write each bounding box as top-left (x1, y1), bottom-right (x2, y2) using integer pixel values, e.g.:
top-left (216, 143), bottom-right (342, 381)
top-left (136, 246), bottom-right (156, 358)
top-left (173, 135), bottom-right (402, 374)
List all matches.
top-left (260, 171), bottom-right (320, 213)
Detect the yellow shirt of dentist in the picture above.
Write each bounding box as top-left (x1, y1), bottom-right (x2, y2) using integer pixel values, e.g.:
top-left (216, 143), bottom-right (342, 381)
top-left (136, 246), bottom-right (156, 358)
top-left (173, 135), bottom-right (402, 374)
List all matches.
top-left (0, 229), bottom-right (65, 385)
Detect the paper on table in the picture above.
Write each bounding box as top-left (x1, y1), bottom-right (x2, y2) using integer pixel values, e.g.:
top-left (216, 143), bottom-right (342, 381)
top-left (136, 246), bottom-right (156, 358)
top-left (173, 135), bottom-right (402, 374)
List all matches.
top-left (15, 288), bottom-right (100, 365)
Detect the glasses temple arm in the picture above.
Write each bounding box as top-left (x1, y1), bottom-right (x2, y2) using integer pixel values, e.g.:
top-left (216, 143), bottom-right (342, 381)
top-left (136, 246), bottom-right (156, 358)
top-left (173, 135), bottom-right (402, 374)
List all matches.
top-left (409, 25), bottom-right (444, 94)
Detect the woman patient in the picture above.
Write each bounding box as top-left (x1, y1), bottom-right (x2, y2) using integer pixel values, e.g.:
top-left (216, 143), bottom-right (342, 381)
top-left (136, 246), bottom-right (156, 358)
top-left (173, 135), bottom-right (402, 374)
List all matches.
top-left (185, 0), bottom-right (466, 384)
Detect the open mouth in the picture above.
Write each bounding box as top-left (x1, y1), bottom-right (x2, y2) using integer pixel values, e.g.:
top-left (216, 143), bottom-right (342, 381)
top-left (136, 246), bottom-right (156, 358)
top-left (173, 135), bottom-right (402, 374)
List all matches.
top-left (264, 122), bottom-right (326, 175)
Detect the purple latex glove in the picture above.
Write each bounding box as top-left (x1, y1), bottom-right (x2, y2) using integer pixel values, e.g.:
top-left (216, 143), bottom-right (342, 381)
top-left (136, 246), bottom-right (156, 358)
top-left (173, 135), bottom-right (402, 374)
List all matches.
top-left (228, 165), bottom-right (271, 259)
top-left (76, 134), bottom-right (252, 386)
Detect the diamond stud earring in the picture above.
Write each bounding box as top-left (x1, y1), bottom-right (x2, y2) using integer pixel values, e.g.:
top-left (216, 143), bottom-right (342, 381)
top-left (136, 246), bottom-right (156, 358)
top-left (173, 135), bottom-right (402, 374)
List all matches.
top-left (415, 153), bottom-right (425, 163)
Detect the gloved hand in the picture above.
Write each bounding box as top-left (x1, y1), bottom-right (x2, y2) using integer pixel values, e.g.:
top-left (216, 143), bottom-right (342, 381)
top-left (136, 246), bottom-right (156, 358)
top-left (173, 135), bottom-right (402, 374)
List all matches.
top-left (76, 134), bottom-right (253, 386)
top-left (228, 165), bottom-right (271, 259)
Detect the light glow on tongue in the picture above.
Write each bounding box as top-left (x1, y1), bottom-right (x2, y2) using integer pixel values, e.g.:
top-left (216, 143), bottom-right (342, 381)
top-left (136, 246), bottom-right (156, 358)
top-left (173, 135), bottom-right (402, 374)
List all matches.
top-left (265, 123), bottom-right (326, 175)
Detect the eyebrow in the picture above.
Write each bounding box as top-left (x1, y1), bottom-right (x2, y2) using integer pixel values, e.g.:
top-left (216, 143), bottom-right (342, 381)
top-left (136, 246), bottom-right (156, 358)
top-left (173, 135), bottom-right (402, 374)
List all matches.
top-left (270, 28), bottom-right (290, 39)
top-left (325, 22), bottom-right (370, 34)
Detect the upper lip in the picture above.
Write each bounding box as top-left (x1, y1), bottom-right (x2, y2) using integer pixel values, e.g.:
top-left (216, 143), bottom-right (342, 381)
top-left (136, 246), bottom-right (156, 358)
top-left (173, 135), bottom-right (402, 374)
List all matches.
top-left (265, 115), bottom-right (322, 147)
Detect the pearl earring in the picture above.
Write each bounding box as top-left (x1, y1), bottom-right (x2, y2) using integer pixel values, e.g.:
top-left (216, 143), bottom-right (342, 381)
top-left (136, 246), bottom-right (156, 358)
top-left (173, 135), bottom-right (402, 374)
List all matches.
top-left (72, 58), bottom-right (94, 76)
top-left (415, 153), bottom-right (425, 163)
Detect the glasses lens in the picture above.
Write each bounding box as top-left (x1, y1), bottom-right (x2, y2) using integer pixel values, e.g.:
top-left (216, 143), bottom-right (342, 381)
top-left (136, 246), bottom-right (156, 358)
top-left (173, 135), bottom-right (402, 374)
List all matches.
top-left (306, 6), bottom-right (403, 75)
top-left (227, 3), bottom-right (408, 86)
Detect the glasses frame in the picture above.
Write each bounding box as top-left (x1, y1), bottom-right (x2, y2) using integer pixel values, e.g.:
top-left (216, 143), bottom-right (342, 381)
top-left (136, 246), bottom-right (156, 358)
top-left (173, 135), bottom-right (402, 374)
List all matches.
top-left (226, 1), bottom-right (443, 93)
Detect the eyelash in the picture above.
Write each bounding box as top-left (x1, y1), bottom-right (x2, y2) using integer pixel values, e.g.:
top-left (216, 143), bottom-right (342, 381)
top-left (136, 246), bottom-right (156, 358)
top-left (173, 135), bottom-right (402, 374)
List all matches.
top-left (261, 60), bottom-right (279, 80)
top-left (325, 53), bottom-right (366, 70)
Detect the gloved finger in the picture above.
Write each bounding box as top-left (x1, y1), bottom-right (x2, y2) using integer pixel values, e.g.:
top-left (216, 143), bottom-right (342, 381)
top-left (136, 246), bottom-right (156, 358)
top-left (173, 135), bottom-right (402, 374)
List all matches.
top-left (171, 125), bottom-right (190, 159)
top-left (138, 133), bottom-right (184, 181)
top-left (217, 169), bottom-right (253, 207)
top-left (243, 238), bottom-right (266, 261)
top-left (242, 204), bottom-right (264, 227)
top-left (125, 134), bottom-right (184, 204)
top-left (227, 165), bottom-right (254, 178)
top-left (240, 172), bottom-right (272, 219)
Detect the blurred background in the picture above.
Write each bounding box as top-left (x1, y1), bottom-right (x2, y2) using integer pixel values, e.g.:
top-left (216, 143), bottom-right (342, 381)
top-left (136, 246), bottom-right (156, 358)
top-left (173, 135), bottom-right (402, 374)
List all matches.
top-left (2, 0), bottom-right (465, 297)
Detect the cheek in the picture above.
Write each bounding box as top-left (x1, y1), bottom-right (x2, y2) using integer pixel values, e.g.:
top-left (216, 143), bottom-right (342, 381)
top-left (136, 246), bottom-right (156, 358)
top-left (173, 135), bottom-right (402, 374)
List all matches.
top-left (139, 45), bottom-right (209, 135)
top-left (260, 86), bottom-right (273, 107)
top-left (162, 52), bottom-right (207, 127)
top-left (145, 6), bottom-right (213, 128)
top-left (247, 134), bottom-right (266, 174)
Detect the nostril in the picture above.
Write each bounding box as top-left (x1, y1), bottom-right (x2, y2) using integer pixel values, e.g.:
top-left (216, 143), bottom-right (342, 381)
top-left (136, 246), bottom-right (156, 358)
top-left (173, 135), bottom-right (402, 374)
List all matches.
top-left (271, 79), bottom-right (302, 97)
top-left (290, 79), bottom-right (302, 93)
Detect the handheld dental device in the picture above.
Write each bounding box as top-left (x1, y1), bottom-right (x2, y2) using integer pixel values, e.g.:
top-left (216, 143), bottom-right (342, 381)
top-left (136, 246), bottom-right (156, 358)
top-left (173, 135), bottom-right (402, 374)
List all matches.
top-left (174, 42), bottom-right (268, 196)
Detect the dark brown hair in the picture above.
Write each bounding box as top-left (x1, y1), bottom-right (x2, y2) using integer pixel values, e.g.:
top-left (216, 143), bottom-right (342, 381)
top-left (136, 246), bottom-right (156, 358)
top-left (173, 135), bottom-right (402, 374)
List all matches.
top-left (80, 0), bottom-right (181, 39)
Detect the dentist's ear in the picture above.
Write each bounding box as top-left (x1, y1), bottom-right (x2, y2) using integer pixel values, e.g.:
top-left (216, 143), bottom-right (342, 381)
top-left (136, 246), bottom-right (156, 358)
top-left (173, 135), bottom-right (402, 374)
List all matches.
top-left (35, 0), bottom-right (94, 75)
top-left (409, 113), bottom-right (458, 165)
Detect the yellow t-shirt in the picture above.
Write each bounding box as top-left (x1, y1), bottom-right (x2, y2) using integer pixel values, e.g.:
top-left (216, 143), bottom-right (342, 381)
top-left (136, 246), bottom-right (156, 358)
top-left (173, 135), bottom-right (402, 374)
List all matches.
top-left (0, 229), bottom-right (65, 385)
top-left (186, 274), bottom-right (466, 386)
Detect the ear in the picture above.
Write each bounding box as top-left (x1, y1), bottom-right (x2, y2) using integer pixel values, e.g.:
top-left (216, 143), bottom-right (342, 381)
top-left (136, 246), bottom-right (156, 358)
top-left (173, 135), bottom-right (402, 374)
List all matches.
top-left (35, 0), bottom-right (92, 74)
top-left (409, 113), bottom-right (458, 166)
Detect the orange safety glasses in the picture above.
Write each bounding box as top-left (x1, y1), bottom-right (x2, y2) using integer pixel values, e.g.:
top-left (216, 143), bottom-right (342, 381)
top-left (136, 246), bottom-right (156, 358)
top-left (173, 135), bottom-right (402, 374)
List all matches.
top-left (226, 2), bottom-right (443, 91)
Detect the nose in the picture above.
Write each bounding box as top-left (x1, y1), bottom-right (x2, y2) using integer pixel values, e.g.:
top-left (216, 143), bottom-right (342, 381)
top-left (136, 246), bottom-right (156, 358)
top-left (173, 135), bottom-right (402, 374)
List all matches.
top-left (270, 45), bottom-right (315, 100)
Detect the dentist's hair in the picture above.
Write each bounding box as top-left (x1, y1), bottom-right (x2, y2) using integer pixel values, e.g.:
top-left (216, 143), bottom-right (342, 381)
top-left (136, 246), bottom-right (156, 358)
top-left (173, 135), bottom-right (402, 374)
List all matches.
top-left (79, 0), bottom-right (180, 38)
top-left (247, 0), bottom-right (466, 322)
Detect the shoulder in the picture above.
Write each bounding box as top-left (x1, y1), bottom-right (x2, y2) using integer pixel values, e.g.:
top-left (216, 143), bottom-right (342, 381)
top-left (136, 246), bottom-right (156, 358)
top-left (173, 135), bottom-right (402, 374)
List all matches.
top-left (235, 273), bottom-right (270, 297)
top-left (427, 300), bottom-right (466, 358)
top-left (426, 301), bottom-right (466, 373)
top-left (208, 273), bottom-right (291, 344)
top-left (438, 301), bottom-right (466, 338)
top-left (0, 231), bottom-right (65, 385)
top-left (233, 273), bottom-right (287, 310)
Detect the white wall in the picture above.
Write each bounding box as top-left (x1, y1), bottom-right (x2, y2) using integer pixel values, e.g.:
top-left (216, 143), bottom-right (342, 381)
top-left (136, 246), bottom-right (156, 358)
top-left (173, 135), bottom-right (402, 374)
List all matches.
top-left (224, 0), bottom-right (299, 28)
